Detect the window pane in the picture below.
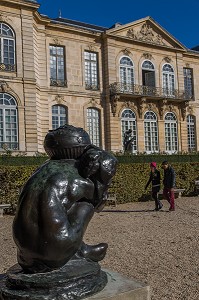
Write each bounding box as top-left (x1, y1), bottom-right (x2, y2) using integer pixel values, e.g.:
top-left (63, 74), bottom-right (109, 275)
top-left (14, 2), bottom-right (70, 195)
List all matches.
top-left (0, 93), bottom-right (18, 150)
top-left (121, 109), bottom-right (137, 152)
top-left (87, 108), bottom-right (100, 146)
top-left (144, 111), bottom-right (158, 153)
top-left (84, 51), bottom-right (99, 90)
top-left (164, 112), bottom-right (178, 153)
top-left (52, 105), bottom-right (67, 130)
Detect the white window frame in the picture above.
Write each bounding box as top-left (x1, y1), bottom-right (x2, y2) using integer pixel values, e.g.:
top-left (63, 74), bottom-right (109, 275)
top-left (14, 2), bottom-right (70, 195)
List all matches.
top-left (162, 64), bottom-right (175, 97)
top-left (50, 45), bottom-right (66, 86)
top-left (87, 107), bottom-right (100, 147)
top-left (0, 23), bottom-right (15, 71)
top-left (144, 111), bottom-right (159, 153)
top-left (84, 51), bottom-right (99, 90)
top-left (121, 109), bottom-right (137, 152)
top-left (164, 112), bottom-right (178, 153)
top-left (52, 105), bottom-right (68, 130)
top-left (0, 93), bottom-right (18, 150)
top-left (119, 56), bottom-right (134, 92)
top-left (187, 114), bottom-right (196, 152)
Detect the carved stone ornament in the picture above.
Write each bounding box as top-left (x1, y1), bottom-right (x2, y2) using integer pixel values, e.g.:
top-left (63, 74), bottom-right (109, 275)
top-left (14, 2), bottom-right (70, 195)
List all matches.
top-left (159, 99), bottom-right (168, 120)
top-left (123, 48), bottom-right (131, 56)
top-left (164, 56), bottom-right (171, 63)
top-left (88, 44), bottom-right (97, 52)
top-left (55, 94), bottom-right (64, 104)
top-left (53, 38), bottom-right (62, 46)
top-left (0, 81), bottom-right (9, 92)
top-left (138, 97), bottom-right (146, 118)
top-left (89, 97), bottom-right (98, 106)
top-left (110, 95), bottom-right (120, 116)
top-left (148, 103), bottom-right (154, 111)
top-left (0, 13), bottom-right (11, 22)
top-left (143, 52), bottom-right (152, 60)
top-left (186, 63), bottom-right (190, 68)
top-left (181, 106), bottom-right (187, 121)
top-left (168, 104), bottom-right (174, 112)
top-left (188, 105), bottom-right (194, 115)
top-left (127, 23), bottom-right (165, 46)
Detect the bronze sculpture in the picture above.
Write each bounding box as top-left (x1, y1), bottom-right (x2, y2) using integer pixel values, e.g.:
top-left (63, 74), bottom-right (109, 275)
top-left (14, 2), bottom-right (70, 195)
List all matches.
top-left (1, 124), bottom-right (117, 299)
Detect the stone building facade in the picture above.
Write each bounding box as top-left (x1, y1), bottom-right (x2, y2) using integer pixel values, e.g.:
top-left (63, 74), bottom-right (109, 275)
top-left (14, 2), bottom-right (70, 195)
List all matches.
top-left (0, 0), bottom-right (199, 155)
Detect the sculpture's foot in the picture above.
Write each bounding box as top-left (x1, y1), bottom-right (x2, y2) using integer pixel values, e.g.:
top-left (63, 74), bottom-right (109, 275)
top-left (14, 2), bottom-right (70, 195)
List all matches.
top-left (0, 259), bottom-right (107, 300)
top-left (77, 242), bottom-right (108, 262)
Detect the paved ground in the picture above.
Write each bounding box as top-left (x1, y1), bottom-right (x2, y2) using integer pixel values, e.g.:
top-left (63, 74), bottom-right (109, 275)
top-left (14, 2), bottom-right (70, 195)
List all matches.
top-left (0, 197), bottom-right (199, 300)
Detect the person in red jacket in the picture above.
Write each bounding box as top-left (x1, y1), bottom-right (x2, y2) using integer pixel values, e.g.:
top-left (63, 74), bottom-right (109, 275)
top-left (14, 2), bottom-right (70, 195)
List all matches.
top-left (145, 162), bottom-right (162, 211)
top-left (161, 161), bottom-right (176, 211)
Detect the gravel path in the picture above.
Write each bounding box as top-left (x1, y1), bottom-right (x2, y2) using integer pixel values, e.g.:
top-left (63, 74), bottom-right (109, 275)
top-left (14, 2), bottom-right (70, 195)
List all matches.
top-left (0, 197), bottom-right (199, 300)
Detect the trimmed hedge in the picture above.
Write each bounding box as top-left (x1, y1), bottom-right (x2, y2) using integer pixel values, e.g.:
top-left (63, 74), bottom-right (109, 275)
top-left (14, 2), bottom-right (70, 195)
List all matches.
top-left (115, 153), bottom-right (199, 164)
top-left (0, 162), bottom-right (199, 214)
top-left (110, 162), bottom-right (199, 204)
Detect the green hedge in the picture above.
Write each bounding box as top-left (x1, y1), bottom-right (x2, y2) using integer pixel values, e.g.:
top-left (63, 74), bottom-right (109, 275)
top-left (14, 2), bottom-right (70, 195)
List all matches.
top-left (0, 162), bottom-right (199, 214)
top-left (115, 153), bottom-right (199, 163)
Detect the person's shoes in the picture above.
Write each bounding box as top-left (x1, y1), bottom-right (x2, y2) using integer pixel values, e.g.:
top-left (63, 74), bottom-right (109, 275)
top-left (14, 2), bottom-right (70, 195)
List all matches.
top-left (154, 208), bottom-right (159, 211)
top-left (169, 207), bottom-right (175, 211)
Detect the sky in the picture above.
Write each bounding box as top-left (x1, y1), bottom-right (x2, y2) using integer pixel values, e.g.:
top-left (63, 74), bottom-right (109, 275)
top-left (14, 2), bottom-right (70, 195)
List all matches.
top-left (37, 0), bottom-right (199, 49)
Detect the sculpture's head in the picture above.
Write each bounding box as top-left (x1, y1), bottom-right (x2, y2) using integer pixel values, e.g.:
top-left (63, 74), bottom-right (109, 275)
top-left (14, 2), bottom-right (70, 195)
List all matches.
top-left (78, 145), bottom-right (118, 184)
top-left (44, 124), bottom-right (91, 159)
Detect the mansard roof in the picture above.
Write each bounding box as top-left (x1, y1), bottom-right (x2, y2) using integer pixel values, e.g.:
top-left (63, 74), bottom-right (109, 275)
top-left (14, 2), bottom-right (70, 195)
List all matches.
top-left (52, 17), bottom-right (107, 33)
top-left (24, 0), bottom-right (38, 2)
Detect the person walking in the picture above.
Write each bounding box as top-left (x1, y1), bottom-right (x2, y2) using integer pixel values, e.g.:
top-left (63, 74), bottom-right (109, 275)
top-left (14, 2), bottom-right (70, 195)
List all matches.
top-left (161, 160), bottom-right (176, 211)
top-left (145, 162), bottom-right (162, 211)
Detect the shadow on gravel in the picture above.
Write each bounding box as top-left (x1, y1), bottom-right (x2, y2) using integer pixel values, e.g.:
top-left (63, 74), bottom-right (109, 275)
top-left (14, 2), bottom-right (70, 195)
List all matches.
top-left (102, 209), bottom-right (163, 213)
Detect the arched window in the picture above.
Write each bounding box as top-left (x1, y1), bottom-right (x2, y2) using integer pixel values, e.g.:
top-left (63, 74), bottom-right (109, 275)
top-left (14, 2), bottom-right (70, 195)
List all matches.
top-left (144, 111), bottom-right (158, 153)
top-left (0, 23), bottom-right (15, 71)
top-left (187, 115), bottom-right (196, 151)
top-left (162, 64), bottom-right (175, 96)
top-left (119, 57), bottom-right (134, 91)
top-left (121, 109), bottom-right (137, 152)
top-left (87, 107), bottom-right (100, 147)
top-left (52, 105), bottom-right (68, 129)
top-left (164, 112), bottom-right (178, 153)
top-left (142, 60), bottom-right (155, 87)
top-left (0, 93), bottom-right (18, 150)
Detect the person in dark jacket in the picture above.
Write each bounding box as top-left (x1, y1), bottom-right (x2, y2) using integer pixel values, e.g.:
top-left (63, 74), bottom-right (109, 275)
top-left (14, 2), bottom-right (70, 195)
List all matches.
top-left (145, 162), bottom-right (162, 211)
top-left (161, 160), bottom-right (176, 211)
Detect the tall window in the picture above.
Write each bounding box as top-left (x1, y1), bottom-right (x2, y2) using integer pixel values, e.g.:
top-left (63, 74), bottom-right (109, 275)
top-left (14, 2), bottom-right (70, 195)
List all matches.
top-left (52, 105), bottom-right (68, 130)
top-left (142, 60), bottom-right (155, 87)
top-left (87, 108), bottom-right (100, 146)
top-left (0, 93), bottom-right (18, 150)
top-left (120, 57), bottom-right (134, 92)
top-left (121, 109), bottom-right (137, 152)
top-left (165, 112), bottom-right (178, 153)
top-left (187, 115), bottom-right (196, 152)
top-left (144, 111), bottom-right (159, 153)
top-left (183, 68), bottom-right (193, 99)
top-left (162, 64), bottom-right (175, 96)
top-left (50, 45), bottom-right (66, 86)
top-left (0, 23), bottom-right (15, 72)
top-left (84, 51), bottom-right (99, 90)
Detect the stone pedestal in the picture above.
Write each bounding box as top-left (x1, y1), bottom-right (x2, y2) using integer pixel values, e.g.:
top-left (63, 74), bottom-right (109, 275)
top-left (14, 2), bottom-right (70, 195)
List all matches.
top-left (85, 269), bottom-right (151, 300)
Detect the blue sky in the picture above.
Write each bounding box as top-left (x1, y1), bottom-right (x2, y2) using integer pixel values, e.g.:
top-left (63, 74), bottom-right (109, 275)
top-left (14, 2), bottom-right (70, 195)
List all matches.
top-left (38, 0), bottom-right (199, 49)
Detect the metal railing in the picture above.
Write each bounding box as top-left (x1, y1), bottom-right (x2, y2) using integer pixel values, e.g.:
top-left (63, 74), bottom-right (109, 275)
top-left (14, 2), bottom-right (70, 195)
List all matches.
top-left (0, 63), bottom-right (16, 72)
top-left (110, 82), bottom-right (193, 101)
top-left (85, 82), bottom-right (100, 91)
top-left (50, 78), bottom-right (67, 87)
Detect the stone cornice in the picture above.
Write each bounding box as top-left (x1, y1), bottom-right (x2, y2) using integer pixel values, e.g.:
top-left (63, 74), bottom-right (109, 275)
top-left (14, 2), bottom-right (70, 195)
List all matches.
top-left (0, 0), bottom-right (40, 10)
